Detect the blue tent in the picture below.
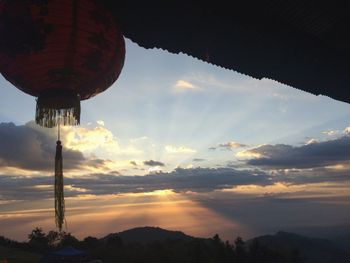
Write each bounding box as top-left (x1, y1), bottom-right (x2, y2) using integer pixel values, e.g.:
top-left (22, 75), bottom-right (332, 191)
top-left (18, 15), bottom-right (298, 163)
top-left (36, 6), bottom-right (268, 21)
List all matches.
top-left (40, 247), bottom-right (89, 263)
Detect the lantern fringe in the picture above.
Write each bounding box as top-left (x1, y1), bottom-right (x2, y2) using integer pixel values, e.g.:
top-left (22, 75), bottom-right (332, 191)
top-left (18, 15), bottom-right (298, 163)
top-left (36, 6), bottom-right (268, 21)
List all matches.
top-left (55, 140), bottom-right (65, 231)
top-left (36, 106), bottom-right (80, 128)
top-left (35, 90), bottom-right (81, 128)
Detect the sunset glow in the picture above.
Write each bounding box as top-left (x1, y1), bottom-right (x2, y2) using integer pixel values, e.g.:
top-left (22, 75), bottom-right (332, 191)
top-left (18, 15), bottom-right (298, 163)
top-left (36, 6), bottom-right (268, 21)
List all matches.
top-left (0, 39), bottom-right (350, 242)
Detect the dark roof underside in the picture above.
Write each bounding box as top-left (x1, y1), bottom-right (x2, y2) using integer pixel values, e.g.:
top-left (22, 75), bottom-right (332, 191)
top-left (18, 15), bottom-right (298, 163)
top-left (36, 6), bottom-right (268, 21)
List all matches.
top-left (104, 0), bottom-right (350, 104)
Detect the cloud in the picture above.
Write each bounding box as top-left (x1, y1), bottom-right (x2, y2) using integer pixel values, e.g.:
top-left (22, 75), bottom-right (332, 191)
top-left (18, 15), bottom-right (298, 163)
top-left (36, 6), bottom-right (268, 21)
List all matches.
top-left (345, 127), bottom-right (350, 135)
top-left (322, 130), bottom-right (339, 136)
top-left (2, 164), bottom-right (350, 240)
top-left (0, 122), bottom-right (132, 174)
top-left (241, 136), bottom-right (350, 169)
top-left (174, 80), bottom-right (196, 90)
top-left (96, 120), bottom-right (105, 126)
top-left (274, 166), bottom-right (350, 185)
top-left (165, 145), bottom-right (196, 154)
top-left (0, 167), bottom-right (272, 201)
top-left (0, 122), bottom-right (84, 171)
top-left (208, 147), bottom-right (216, 151)
top-left (305, 138), bottom-right (318, 145)
top-left (64, 125), bottom-right (119, 153)
top-left (62, 123), bottom-right (143, 158)
top-left (236, 148), bottom-right (264, 158)
top-left (218, 141), bottom-right (246, 150)
top-left (130, 161), bottom-right (137, 166)
top-left (2, 164), bottom-right (350, 203)
top-left (143, 160), bottom-right (165, 167)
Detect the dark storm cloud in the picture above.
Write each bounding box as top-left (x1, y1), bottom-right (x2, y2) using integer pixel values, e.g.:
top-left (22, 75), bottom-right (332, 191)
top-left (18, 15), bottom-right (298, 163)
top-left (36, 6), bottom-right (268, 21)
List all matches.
top-left (143, 160), bottom-right (165, 167)
top-left (245, 136), bottom-right (350, 169)
top-left (0, 167), bottom-right (271, 201)
top-left (0, 122), bottom-right (94, 171)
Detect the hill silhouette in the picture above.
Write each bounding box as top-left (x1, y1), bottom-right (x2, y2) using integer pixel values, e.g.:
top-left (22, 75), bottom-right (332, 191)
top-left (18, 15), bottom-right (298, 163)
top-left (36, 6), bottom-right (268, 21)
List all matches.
top-left (332, 233), bottom-right (350, 253)
top-left (251, 231), bottom-right (350, 263)
top-left (1, 227), bottom-right (350, 263)
top-left (102, 226), bottom-right (193, 244)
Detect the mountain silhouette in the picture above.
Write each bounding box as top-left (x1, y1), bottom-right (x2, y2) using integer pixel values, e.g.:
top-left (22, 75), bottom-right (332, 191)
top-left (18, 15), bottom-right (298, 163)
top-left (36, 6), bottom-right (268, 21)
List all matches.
top-left (2, 227), bottom-right (350, 263)
top-left (102, 226), bottom-right (194, 244)
top-left (251, 231), bottom-right (350, 263)
top-left (331, 233), bottom-right (350, 253)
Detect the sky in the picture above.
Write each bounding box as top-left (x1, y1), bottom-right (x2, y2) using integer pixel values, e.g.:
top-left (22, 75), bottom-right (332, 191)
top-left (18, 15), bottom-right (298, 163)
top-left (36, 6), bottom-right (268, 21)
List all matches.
top-left (0, 38), bottom-right (350, 242)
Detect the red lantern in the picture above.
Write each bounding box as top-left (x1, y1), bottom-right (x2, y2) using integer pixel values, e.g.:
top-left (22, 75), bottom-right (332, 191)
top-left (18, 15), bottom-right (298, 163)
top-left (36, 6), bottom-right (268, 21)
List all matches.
top-left (0, 0), bottom-right (125, 127)
top-left (0, 0), bottom-right (125, 231)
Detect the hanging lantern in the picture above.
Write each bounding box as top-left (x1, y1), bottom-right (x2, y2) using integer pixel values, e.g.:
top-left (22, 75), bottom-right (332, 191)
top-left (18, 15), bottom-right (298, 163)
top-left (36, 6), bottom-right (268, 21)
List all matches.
top-left (0, 0), bottom-right (125, 127)
top-left (0, 0), bottom-right (125, 230)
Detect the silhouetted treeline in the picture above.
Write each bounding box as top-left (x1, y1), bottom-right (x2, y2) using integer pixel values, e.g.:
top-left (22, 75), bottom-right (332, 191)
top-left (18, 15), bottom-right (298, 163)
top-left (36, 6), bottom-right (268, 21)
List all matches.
top-left (0, 227), bottom-right (305, 263)
top-left (0, 234), bottom-right (30, 251)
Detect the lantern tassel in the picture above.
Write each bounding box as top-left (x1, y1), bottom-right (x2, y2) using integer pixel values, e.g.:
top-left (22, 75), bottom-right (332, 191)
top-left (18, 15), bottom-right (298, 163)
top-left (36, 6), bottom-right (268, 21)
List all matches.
top-left (55, 127), bottom-right (65, 231)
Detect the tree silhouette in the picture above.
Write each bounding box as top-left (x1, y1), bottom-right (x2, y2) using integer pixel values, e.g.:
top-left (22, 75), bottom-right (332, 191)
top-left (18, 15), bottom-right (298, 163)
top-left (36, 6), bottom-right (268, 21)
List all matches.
top-left (46, 230), bottom-right (60, 248)
top-left (83, 236), bottom-right (99, 248)
top-left (59, 232), bottom-right (79, 247)
top-left (28, 227), bottom-right (48, 252)
top-left (235, 237), bottom-right (247, 263)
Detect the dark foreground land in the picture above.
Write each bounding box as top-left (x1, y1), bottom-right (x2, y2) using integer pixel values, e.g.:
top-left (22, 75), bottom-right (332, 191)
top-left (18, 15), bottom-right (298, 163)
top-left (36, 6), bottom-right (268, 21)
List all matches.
top-left (1, 226), bottom-right (350, 263)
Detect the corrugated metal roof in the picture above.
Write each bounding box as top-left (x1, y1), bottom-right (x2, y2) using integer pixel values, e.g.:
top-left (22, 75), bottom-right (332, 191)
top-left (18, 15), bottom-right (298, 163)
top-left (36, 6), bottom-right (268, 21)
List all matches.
top-left (102, 0), bottom-right (350, 104)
